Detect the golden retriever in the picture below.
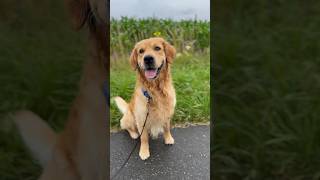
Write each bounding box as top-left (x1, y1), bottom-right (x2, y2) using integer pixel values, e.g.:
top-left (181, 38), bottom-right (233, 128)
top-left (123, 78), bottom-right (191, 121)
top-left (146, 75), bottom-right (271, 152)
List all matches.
top-left (114, 37), bottom-right (176, 160)
top-left (13, 0), bottom-right (108, 179)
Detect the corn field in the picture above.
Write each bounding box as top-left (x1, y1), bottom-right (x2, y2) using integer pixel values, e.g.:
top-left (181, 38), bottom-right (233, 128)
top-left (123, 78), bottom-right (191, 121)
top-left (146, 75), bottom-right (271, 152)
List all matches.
top-left (111, 17), bottom-right (210, 59)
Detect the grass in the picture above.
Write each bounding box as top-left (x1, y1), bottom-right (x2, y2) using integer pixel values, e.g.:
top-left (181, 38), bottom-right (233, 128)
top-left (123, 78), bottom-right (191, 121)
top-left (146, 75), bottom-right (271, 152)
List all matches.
top-left (111, 17), bottom-right (210, 59)
top-left (110, 54), bottom-right (210, 128)
top-left (213, 0), bottom-right (320, 179)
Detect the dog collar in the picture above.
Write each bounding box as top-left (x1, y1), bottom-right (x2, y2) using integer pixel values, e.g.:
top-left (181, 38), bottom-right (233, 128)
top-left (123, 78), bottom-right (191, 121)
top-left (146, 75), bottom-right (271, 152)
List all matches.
top-left (141, 88), bottom-right (152, 100)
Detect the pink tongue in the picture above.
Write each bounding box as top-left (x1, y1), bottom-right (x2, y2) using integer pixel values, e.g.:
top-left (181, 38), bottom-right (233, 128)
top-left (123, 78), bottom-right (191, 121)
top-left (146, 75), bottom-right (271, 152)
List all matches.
top-left (145, 70), bottom-right (157, 79)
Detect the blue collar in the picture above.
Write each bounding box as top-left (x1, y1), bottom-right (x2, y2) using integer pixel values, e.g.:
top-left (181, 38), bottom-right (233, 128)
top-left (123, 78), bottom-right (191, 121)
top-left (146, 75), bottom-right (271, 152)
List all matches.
top-left (141, 88), bottom-right (152, 100)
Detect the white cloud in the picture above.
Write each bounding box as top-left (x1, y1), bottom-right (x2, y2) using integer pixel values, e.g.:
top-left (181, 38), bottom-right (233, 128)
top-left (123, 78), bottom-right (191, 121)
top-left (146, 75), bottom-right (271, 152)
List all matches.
top-left (110, 0), bottom-right (210, 20)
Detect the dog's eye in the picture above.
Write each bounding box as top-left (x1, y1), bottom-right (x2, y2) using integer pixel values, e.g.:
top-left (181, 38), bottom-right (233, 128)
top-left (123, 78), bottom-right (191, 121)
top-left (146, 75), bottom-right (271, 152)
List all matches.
top-left (154, 46), bottom-right (161, 51)
top-left (139, 49), bottom-right (145, 54)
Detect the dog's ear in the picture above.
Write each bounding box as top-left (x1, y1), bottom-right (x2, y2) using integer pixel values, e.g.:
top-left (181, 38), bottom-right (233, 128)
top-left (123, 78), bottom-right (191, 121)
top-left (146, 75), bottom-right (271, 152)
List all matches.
top-left (163, 41), bottom-right (176, 64)
top-left (65, 0), bottom-right (90, 30)
top-left (130, 47), bottom-right (138, 70)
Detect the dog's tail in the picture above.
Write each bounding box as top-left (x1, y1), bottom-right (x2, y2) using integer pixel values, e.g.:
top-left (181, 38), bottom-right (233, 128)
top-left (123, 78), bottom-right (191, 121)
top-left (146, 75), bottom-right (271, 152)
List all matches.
top-left (13, 110), bottom-right (57, 167)
top-left (114, 96), bottom-right (128, 114)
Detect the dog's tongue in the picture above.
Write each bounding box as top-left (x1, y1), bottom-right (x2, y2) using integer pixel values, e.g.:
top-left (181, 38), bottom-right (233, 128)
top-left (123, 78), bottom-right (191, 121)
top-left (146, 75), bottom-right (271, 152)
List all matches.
top-left (145, 70), bottom-right (157, 79)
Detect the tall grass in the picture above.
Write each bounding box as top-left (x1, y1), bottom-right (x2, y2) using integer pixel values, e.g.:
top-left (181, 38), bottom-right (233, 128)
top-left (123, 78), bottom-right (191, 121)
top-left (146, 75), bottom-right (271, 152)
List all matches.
top-left (213, 0), bottom-right (320, 179)
top-left (111, 17), bottom-right (210, 59)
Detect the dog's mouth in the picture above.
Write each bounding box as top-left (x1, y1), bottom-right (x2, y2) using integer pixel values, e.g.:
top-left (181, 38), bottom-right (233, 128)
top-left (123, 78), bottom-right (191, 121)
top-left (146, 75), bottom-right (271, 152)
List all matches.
top-left (144, 69), bottom-right (157, 79)
top-left (144, 61), bottom-right (164, 80)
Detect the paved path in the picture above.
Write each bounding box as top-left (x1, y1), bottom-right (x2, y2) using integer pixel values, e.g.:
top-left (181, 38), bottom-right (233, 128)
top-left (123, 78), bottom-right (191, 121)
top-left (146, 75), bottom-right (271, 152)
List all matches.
top-left (110, 125), bottom-right (210, 180)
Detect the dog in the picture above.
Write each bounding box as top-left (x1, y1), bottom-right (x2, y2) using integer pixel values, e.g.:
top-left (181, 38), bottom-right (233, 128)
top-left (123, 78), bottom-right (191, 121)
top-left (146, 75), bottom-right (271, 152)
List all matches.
top-left (114, 37), bottom-right (176, 160)
top-left (13, 0), bottom-right (108, 179)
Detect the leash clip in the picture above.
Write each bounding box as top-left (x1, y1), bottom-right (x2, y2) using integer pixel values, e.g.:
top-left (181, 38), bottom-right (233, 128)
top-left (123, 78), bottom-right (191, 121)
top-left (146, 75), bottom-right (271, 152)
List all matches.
top-left (142, 88), bottom-right (152, 101)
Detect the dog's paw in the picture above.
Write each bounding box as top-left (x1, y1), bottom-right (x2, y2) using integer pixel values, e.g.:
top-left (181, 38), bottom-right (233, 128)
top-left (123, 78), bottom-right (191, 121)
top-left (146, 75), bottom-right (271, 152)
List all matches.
top-left (128, 130), bottom-right (139, 139)
top-left (139, 149), bottom-right (150, 160)
top-left (164, 136), bottom-right (175, 145)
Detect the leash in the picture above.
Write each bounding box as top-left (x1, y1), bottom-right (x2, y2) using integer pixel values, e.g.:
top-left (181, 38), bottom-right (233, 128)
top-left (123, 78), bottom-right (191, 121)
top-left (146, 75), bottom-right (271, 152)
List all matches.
top-left (111, 89), bottom-right (152, 180)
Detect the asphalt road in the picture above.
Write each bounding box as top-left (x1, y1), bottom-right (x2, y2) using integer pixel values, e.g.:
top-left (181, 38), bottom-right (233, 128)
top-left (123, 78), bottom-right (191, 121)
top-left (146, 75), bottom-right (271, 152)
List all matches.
top-left (110, 125), bottom-right (210, 180)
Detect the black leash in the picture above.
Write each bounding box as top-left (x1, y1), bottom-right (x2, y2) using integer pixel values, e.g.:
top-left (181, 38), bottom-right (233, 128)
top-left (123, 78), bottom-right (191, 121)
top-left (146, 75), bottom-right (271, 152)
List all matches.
top-left (111, 93), bottom-right (152, 180)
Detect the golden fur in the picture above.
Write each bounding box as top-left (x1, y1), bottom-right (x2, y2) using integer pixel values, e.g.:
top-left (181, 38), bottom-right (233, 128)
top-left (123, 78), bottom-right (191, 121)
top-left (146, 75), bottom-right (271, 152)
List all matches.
top-left (14, 0), bottom-right (108, 179)
top-left (114, 37), bottom-right (176, 160)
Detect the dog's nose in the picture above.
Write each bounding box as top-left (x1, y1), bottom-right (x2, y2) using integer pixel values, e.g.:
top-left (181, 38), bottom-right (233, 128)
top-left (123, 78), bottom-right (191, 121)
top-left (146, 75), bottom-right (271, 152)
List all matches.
top-left (144, 55), bottom-right (154, 65)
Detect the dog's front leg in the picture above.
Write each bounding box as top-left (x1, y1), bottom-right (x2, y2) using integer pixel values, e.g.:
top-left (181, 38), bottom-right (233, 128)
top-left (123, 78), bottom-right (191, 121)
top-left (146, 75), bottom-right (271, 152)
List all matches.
top-left (164, 122), bottom-right (175, 145)
top-left (139, 129), bottom-right (150, 160)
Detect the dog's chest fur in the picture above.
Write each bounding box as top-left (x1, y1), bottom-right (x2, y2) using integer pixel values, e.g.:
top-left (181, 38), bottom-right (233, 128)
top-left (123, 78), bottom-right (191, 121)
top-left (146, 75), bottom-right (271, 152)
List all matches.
top-left (133, 85), bottom-right (176, 138)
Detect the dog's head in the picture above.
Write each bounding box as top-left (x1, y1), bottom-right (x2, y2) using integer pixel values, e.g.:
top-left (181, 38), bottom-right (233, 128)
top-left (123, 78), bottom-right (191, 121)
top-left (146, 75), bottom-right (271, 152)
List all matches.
top-left (130, 37), bottom-right (176, 80)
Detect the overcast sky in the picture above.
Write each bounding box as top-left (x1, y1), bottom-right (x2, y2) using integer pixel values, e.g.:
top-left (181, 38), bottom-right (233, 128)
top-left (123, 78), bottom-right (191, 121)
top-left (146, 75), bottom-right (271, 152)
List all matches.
top-left (110, 0), bottom-right (210, 20)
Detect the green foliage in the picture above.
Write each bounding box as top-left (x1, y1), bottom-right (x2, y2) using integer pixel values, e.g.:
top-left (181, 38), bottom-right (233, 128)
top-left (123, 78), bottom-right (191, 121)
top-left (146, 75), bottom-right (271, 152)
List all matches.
top-left (213, 0), bottom-right (320, 179)
top-left (111, 17), bottom-right (210, 59)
